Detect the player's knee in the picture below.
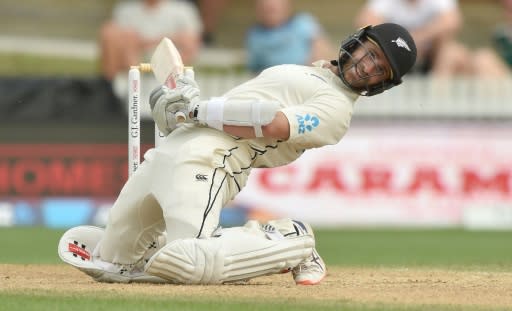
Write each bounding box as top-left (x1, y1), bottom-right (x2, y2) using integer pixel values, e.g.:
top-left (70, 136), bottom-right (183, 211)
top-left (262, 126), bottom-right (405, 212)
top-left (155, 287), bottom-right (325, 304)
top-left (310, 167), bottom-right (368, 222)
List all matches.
top-left (145, 238), bottom-right (222, 284)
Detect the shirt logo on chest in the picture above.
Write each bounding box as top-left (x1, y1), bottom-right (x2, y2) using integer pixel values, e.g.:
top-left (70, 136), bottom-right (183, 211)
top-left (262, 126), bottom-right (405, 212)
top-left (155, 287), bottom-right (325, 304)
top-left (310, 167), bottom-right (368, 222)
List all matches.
top-left (296, 114), bottom-right (320, 134)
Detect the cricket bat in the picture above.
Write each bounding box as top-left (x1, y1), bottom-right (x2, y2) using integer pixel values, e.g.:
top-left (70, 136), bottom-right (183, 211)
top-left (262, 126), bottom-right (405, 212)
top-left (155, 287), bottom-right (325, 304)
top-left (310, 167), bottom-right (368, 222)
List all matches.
top-left (145, 37), bottom-right (189, 124)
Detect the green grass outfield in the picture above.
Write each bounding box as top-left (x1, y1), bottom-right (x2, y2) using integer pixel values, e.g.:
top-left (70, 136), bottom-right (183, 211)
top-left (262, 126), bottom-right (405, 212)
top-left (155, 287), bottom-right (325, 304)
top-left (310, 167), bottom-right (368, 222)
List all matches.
top-left (0, 292), bottom-right (494, 311)
top-left (1, 227), bottom-right (511, 310)
top-left (2, 227), bottom-right (512, 268)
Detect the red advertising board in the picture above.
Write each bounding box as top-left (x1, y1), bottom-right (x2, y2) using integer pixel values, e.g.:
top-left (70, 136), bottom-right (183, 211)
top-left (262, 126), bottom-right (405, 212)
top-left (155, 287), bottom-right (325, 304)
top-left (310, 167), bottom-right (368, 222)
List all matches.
top-left (0, 144), bottom-right (150, 197)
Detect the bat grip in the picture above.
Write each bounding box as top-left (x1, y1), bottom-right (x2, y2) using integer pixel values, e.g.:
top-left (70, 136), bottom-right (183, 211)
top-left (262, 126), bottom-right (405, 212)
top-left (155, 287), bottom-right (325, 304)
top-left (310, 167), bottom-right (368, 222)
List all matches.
top-left (175, 111), bottom-right (187, 127)
top-left (173, 67), bottom-right (195, 127)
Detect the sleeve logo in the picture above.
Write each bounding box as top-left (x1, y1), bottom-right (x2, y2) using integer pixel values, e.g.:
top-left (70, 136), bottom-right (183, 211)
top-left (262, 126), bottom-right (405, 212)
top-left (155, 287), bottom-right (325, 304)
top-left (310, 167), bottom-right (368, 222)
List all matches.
top-left (296, 114), bottom-right (320, 134)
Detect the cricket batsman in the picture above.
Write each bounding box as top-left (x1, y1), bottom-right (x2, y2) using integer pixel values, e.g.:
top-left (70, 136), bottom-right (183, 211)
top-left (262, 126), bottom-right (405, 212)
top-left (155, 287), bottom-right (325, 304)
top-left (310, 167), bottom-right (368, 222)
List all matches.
top-left (58, 23), bottom-right (417, 285)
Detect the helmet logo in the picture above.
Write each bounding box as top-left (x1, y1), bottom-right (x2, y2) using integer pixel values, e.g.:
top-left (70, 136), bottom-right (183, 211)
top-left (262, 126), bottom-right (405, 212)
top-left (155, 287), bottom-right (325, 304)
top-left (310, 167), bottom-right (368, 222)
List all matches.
top-left (391, 37), bottom-right (411, 52)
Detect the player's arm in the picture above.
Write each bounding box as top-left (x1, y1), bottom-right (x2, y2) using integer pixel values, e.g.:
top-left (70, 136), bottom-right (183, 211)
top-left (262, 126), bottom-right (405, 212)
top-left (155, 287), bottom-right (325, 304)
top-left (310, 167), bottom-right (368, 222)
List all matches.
top-left (354, 6), bottom-right (386, 30)
top-left (187, 96), bottom-right (288, 139)
top-left (223, 111), bottom-right (290, 140)
top-left (409, 9), bottom-right (461, 55)
top-left (150, 81), bottom-right (289, 139)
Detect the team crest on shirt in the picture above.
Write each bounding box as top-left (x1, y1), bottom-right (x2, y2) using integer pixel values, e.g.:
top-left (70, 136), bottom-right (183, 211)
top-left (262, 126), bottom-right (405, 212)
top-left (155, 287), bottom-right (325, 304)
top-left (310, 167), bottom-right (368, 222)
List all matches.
top-left (296, 114), bottom-right (320, 134)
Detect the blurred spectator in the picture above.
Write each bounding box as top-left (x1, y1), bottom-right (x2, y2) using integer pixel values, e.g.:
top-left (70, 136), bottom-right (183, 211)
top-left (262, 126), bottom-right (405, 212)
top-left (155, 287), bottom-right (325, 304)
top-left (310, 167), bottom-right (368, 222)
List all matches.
top-left (470, 50), bottom-right (509, 79)
top-left (99, 0), bottom-right (202, 81)
top-left (246, 0), bottom-right (335, 73)
top-left (489, 0), bottom-right (512, 72)
top-left (355, 0), bottom-right (469, 76)
top-left (186, 0), bottom-right (229, 46)
top-left (356, 0), bottom-right (510, 78)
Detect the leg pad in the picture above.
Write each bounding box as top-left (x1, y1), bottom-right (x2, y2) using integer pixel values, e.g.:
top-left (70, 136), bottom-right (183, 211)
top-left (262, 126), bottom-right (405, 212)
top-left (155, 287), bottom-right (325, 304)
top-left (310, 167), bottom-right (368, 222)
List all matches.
top-left (145, 226), bottom-right (314, 284)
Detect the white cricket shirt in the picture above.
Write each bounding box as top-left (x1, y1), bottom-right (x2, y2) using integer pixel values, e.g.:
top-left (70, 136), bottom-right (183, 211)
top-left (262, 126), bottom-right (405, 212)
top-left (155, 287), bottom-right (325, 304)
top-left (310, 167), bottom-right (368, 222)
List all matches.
top-left (223, 61), bottom-right (358, 168)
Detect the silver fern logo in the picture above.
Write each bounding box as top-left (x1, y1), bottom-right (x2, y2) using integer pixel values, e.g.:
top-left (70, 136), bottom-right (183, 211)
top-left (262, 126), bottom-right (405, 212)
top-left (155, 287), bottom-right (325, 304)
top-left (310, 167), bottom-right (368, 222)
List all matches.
top-left (392, 37), bottom-right (411, 52)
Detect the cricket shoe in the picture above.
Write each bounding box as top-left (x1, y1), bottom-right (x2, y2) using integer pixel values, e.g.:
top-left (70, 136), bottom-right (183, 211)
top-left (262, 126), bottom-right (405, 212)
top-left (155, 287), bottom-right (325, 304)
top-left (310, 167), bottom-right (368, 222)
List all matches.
top-left (289, 220), bottom-right (327, 285)
top-left (58, 226), bottom-right (167, 283)
top-left (264, 219), bottom-right (327, 285)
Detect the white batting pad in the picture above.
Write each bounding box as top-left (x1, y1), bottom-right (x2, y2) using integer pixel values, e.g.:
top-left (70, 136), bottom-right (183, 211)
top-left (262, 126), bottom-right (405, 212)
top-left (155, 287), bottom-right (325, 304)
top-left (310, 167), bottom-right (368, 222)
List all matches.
top-left (144, 226), bottom-right (314, 284)
top-left (58, 226), bottom-right (166, 283)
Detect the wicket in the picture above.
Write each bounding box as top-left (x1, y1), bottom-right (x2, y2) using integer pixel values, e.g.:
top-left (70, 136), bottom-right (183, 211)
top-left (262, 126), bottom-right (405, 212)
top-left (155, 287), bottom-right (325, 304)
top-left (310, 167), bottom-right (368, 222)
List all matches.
top-left (128, 64), bottom-right (166, 177)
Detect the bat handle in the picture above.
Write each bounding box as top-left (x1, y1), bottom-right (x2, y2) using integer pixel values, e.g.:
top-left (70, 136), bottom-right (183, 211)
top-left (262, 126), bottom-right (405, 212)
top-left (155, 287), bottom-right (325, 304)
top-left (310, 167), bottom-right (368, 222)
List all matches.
top-left (175, 111), bottom-right (187, 127)
top-left (174, 67), bottom-right (195, 127)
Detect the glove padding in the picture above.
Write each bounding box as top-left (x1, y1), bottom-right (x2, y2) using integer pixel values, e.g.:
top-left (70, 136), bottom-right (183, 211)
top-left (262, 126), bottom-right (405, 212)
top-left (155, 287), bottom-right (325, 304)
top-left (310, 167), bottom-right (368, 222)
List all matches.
top-left (149, 74), bottom-right (199, 136)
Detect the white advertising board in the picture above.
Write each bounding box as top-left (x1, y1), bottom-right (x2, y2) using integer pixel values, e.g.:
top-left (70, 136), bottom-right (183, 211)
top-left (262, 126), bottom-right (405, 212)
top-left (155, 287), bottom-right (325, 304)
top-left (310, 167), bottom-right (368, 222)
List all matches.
top-left (234, 124), bottom-right (512, 228)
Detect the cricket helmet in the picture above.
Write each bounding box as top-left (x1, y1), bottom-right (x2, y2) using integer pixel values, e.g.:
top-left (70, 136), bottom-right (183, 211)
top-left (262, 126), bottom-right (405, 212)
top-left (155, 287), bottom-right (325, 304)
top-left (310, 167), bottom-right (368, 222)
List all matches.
top-left (335, 23), bottom-right (417, 96)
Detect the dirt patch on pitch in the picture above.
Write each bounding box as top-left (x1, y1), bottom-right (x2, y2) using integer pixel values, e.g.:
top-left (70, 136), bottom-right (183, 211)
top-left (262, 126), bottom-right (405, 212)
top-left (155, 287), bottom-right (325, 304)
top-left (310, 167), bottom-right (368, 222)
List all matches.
top-left (1, 264), bottom-right (511, 308)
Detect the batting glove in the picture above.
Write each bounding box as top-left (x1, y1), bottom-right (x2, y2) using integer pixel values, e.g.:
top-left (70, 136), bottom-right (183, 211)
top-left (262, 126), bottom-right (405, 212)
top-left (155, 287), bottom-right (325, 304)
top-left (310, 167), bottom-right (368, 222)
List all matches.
top-left (149, 73), bottom-right (200, 136)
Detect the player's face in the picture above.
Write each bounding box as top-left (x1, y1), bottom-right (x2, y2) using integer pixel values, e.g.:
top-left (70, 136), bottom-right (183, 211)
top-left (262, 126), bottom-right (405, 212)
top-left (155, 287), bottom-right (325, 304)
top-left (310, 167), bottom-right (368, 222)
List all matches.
top-left (341, 40), bottom-right (392, 89)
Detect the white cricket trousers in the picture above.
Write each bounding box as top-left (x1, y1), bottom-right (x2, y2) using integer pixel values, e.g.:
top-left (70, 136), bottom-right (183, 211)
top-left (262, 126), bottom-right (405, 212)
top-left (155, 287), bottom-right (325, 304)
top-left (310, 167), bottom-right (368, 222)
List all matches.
top-left (99, 126), bottom-right (252, 265)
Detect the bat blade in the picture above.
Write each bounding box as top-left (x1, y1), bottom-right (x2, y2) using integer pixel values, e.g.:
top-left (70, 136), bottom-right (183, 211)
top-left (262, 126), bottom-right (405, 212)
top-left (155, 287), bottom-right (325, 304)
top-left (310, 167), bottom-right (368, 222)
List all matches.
top-left (149, 37), bottom-right (189, 125)
top-left (150, 37), bottom-right (184, 88)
